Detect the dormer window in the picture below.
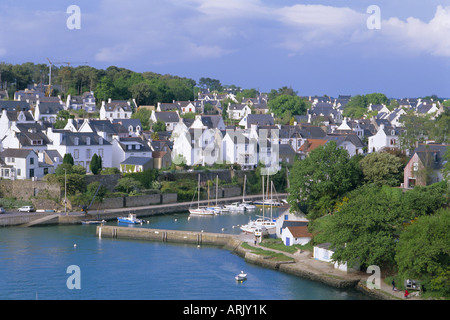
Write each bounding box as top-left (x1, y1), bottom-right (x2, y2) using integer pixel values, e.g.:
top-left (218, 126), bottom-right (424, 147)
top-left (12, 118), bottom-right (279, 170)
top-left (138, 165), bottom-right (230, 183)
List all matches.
top-left (99, 137), bottom-right (103, 145)
top-left (86, 137), bottom-right (91, 145)
top-left (74, 137), bottom-right (79, 145)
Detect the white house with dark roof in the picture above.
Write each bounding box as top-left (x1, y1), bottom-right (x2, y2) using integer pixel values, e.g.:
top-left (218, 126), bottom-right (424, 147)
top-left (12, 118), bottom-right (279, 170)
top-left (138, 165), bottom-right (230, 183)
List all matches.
top-left (66, 91), bottom-right (96, 112)
top-left (239, 114), bottom-right (274, 129)
top-left (150, 110), bottom-right (180, 131)
top-left (100, 99), bottom-right (134, 120)
top-left (46, 128), bottom-right (112, 172)
top-left (34, 101), bottom-right (64, 123)
top-left (112, 136), bottom-right (152, 169)
top-left (227, 103), bottom-right (252, 120)
top-left (368, 124), bottom-right (400, 153)
top-left (0, 108), bottom-right (35, 139)
top-left (0, 148), bottom-right (51, 180)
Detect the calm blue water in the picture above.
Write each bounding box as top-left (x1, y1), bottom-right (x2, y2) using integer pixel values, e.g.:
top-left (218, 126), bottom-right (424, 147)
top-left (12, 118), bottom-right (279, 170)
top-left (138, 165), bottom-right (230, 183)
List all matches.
top-left (0, 208), bottom-right (371, 300)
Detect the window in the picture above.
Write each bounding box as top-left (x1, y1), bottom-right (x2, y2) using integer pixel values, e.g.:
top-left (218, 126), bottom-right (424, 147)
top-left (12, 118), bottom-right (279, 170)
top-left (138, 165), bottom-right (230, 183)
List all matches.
top-left (86, 149), bottom-right (91, 159)
top-left (86, 137), bottom-right (91, 145)
top-left (74, 149), bottom-right (79, 159)
top-left (17, 169), bottom-right (21, 176)
top-left (29, 169), bottom-right (34, 178)
top-left (98, 148), bottom-right (104, 158)
top-left (30, 157), bottom-right (34, 165)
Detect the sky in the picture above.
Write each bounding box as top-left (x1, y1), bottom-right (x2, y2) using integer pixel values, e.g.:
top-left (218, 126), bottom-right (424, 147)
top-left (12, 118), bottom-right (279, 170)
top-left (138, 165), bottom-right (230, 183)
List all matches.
top-left (1, 0), bottom-right (450, 99)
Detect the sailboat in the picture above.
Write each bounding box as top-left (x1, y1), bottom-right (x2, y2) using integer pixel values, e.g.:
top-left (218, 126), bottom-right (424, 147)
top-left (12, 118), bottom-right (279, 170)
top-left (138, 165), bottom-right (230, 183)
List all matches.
top-left (240, 175), bottom-right (276, 235)
top-left (189, 174), bottom-right (216, 216)
top-left (240, 175), bottom-right (256, 210)
top-left (253, 178), bottom-right (281, 207)
top-left (207, 176), bottom-right (229, 214)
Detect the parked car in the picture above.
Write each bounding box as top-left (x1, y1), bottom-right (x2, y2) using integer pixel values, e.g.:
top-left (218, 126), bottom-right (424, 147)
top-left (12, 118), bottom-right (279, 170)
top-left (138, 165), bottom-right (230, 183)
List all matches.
top-left (18, 206), bottom-right (34, 212)
top-left (0, 207), bottom-right (5, 214)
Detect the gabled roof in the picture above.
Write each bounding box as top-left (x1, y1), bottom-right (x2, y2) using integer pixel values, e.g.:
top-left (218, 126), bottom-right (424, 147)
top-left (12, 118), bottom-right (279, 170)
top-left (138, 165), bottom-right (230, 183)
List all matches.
top-left (120, 156), bottom-right (152, 166)
top-left (286, 226), bottom-right (312, 238)
top-left (412, 143), bottom-right (449, 170)
top-left (244, 114), bottom-right (274, 126)
top-left (298, 139), bottom-right (327, 152)
top-left (60, 132), bottom-right (111, 146)
top-left (154, 111), bottom-right (180, 123)
top-left (0, 148), bottom-right (36, 158)
top-left (37, 101), bottom-right (63, 114)
top-left (0, 100), bottom-right (31, 111)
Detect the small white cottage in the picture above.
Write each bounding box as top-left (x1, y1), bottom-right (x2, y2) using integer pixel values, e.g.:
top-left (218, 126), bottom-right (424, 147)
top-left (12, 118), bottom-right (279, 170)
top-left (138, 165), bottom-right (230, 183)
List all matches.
top-left (313, 243), bottom-right (360, 273)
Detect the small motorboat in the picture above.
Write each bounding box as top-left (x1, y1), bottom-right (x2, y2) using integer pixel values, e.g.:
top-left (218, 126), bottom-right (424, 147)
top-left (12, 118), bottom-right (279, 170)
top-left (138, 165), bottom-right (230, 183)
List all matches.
top-left (81, 220), bottom-right (106, 225)
top-left (117, 213), bottom-right (143, 224)
top-left (235, 271), bottom-right (247, 281)
top-left (225, 202), bottom-right (246, 212)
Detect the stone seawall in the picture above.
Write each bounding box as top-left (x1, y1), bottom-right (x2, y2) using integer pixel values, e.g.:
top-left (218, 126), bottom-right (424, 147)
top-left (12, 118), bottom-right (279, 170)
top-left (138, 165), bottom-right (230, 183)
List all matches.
top-left (96, 226), bottom-right (234, 247)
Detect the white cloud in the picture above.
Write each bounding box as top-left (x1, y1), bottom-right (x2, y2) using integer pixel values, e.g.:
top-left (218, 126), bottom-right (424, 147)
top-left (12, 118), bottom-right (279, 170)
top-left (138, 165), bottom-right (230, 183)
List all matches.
top-left (382, 5), bottom-right (450, 57)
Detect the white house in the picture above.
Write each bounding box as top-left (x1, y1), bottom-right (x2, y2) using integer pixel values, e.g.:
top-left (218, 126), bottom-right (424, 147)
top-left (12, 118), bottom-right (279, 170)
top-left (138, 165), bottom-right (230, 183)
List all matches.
top-left (221, 129), bottom-right (258, 169)
top-left (0, 108), bottom-right (35, 139)
top-left (368, 124), bottom-right (400, 153)
top-left (46, 128), bottom-right (112, 172)
top-left (313, 243), bottom-right (360, 273)
top-left (150, 110), bottom-right (180, 131)
top-left (0, 148), bottom-right (50, 180)
top-left (112, 137), bottom-right (152, 169)
top-left (275, 209), bottom-right (308, 238)
top-left (281, 225), bottom-right (312, 246)
top-left (227, 103), bottom-right (252, 120)
top-left (66, 91), bottom-right (96, 112)
top-left (100, 99), bottom-right (134, 120)
top-left (34, 101), bottom-right (64, 123)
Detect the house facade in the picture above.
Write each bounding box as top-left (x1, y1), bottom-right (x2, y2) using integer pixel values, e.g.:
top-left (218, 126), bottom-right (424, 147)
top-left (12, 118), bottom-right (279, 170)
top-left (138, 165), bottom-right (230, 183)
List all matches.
top-left (403, 143), bottom-right (449, 189)
top-left (0, 148), bottom-right (49, 180)
top-left (46, 128), bottom-right (112, 172)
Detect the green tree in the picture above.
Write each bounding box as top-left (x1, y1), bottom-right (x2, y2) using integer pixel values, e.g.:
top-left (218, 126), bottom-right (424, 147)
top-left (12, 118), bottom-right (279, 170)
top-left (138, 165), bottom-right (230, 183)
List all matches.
top-left (268, 94), bottom-right (309, 119)
top-left (62, 153), bottom-right (74, 166)
top-left (395, 208), bottom-right (450, 297)
top-left (131, 107), bottom-right (152, 131)
top-left (198, 77), bottom-right (222, 92)
top-left (319, 184), bottom-right (408, 269)
top-left (360, 151), bottom-right (404, 186)
top-left (90, 154), bottom-right (102, 175)
top-left (152, 119), bottom-right (166, 132)
top-left (287, 141), bottom-right (362, 218)
top-left (402, 181), bottom-right (448, 217)
top-left (115, 177), bottom-right (142, 194)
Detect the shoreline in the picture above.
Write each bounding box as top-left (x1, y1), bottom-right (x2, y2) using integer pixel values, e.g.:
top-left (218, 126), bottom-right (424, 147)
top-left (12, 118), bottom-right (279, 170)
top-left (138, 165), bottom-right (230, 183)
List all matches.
top-left (96, 225), bottom-right (413, 300)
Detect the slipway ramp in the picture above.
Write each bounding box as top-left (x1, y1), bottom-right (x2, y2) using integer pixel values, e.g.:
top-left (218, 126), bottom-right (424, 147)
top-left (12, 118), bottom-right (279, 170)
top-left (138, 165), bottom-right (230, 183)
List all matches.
top-left (21, 214), bottom-right (60, 227)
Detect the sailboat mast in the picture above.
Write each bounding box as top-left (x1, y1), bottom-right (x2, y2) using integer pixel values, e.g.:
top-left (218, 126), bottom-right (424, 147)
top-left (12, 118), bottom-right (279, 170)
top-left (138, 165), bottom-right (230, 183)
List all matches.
top-left (243, 175), bottom-right (246, 202)
top-left (216, 175), bottom-right (218, 206)
top-left (197, 174), bottom-right (200, 209)
top-left (262, 175), bottom-right (264, 218)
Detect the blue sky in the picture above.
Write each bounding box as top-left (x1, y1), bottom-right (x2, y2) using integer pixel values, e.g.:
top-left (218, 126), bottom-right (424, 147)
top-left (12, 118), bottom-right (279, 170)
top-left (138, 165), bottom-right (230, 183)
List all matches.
top-left (1, 0), bottom-right (450, 98)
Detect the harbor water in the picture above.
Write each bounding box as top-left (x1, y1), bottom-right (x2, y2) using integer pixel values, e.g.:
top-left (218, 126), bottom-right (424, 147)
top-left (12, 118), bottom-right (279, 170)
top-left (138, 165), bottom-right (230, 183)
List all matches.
top-left (0, 208), bottom-right (372, 300)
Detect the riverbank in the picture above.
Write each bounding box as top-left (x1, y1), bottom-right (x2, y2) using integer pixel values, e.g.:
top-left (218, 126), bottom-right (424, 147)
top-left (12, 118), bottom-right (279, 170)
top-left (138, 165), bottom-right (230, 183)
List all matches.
top-left (96, 225), bottom-right (415, 300)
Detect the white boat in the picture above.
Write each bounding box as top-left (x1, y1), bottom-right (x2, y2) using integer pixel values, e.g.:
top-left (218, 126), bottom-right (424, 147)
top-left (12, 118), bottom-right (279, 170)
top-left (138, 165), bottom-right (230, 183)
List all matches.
top-left (189, 175), bottom-right (216, 216)
top-left (240, 201), bottom-right (256, 210)
top-left (224, 202), bottom-right (246, 212)
top-left (240, 175), bottom-right (277, 235)
top-left (117, 213), bottom-right (143, 224)
top-left (235, 271), bottom-right (247, 281)
top-left (240, 217), bottom-right (274, 235)
top-left (81, 220), bottom-right (106, 225)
